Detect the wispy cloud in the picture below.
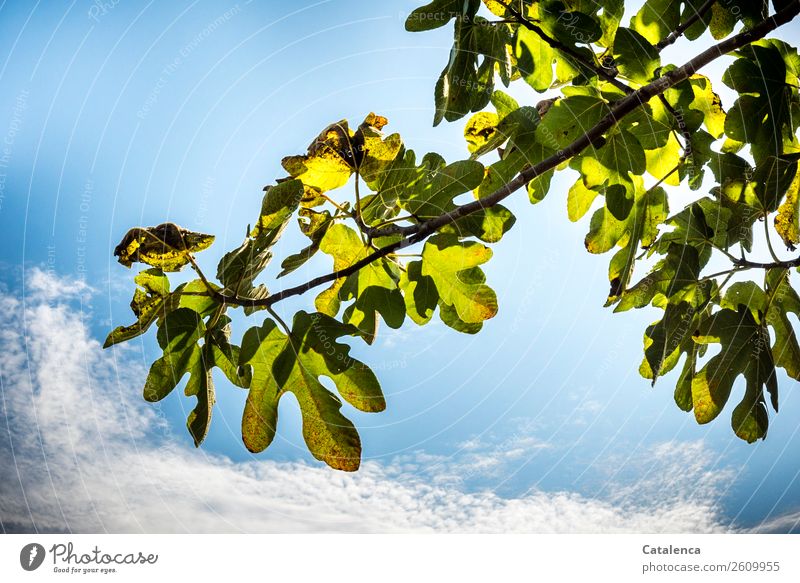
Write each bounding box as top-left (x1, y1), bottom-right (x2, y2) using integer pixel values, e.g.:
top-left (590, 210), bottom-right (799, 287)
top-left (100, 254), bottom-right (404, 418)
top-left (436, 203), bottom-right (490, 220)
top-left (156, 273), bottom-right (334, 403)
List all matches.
top-left (0, 268), bottom-right (790, 533)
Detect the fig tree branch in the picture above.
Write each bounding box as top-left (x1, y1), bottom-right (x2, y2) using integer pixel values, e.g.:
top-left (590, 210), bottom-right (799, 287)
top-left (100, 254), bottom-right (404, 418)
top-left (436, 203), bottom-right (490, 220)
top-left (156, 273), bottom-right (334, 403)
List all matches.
top-left (207, 0), bottom-right (800, 311)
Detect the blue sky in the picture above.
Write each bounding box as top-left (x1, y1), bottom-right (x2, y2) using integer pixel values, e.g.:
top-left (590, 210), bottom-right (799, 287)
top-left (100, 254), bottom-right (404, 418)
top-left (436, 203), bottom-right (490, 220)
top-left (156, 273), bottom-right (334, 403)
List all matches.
top-left (1, 0), bottom-right (799, 533)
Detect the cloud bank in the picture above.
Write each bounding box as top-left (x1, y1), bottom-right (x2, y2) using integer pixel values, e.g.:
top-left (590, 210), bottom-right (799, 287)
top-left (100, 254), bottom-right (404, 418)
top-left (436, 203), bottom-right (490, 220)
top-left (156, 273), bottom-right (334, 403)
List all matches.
top-left (0, 268), bottom-right (777, 533)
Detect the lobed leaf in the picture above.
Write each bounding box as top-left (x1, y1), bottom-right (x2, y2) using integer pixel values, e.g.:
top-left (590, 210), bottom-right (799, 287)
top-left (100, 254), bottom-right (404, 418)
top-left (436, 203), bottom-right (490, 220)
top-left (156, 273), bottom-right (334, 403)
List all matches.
top-left (691, 306), bottom-right (777, 443)
top-left (104, 268), bottom-right (175, 348)
top-left (239, 311), bottom-right (385, 471)
top-left (316, 224), bottom-right (405, 344)
top-left (421, 234), bottom-right (498, 329)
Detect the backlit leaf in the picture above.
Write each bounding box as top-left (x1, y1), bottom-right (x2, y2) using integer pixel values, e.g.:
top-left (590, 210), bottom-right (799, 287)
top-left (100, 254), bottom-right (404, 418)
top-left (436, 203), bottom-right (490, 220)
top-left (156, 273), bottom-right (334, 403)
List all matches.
top-left (691, 306), bottom-right (777, 443)
top-left (613, 27), bottom-right (660, 83)
top-left (239, 312), bottom-right (384, 471)
top-left (765, 268), bottom-right (800, 382)
top-left (421, 234), bottom-right (498, 325)
top-left (406, 0), bottom-right (465, 32)
top-left (316, 224), bottom-right (405, 343)
top-left (537, 94), bottom-right (610, 149)
top-left (104, 268), bottom-right (176, 348)
top-left (400, 261), bottom-right (439, 325)
top-left (775, 169), bottom-right (800, 249)
top-left (217, 179), bottom-right (304, 299)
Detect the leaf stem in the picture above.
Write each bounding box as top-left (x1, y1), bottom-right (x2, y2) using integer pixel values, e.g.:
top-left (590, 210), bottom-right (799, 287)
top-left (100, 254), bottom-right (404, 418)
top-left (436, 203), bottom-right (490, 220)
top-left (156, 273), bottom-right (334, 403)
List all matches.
top-left (699, 266), bottom-right (746, 283)
top-left (206, 301), bottom-right (227, 331)
top-left (661, 97), bottom-right (693, 154)
top-left (187, 254), bottom-right (220, 299)
top-left (764, 213), bottom-right (781, 263)
top-left (353, 173), bottom-right (368, 244)
top-left (322, 193), bottom-right (349, 215)
top-left (370, 215), bottom-right (417, 233)
top-left (266, 304), bottom-right (291, 336)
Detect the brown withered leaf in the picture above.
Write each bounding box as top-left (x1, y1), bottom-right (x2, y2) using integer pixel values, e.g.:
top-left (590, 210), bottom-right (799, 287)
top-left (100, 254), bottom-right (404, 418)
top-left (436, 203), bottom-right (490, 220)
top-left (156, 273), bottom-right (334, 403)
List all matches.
top-left (114, 222), bottom-right (214, 272)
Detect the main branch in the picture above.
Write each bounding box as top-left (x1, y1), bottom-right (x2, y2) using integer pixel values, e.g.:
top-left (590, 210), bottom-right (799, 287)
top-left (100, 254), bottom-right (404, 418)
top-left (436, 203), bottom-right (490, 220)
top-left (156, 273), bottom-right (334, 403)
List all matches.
top-left (213, 1), bottom-right (800, 310)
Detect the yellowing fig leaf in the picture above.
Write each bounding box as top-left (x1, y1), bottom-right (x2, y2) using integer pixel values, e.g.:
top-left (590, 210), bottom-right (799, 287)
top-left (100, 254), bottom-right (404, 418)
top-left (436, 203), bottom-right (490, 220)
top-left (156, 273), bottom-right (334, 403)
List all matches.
top-left (239, 311), bottom-right (385, 471)
top-left (464, 111), bottom-right (501, 155)
top-left (691, 306), bottom-right (777, 443)
top-left (481, 0), bottom-right (509, 17)
top-left (774, 164), bottom-right (800, 249)
top-left (421, 234), bottom-right (498, 326)
top-left (114, 222), bottom-right (214, 272)
top-left (316, 223), bottom-right (405, 343)
top-left (689, 75), bottom-right (726, 139)
top-left (282, 118), bottom-right (358, 192)
top-left (104, 268), bottom-right (177, 348)
top-left (282, 113), bottom-right (402, 193)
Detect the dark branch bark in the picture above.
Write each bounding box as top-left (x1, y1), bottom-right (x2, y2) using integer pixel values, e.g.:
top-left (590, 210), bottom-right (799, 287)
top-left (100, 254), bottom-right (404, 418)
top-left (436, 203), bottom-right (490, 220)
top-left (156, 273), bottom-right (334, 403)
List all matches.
top-left (734, 257), bottom-right (800, 270)
top-left (508, 2), bottom-right (696, 153)
top-left (213, 0), bottom-right (800, 310)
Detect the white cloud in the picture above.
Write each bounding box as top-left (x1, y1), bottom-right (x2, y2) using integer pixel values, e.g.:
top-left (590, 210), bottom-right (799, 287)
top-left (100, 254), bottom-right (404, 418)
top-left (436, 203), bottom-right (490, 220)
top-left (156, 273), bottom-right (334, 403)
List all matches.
top-left (0, 268), bottom-right (790, 533)
top-left (749, 511), bottom-right (800, 534)
top-left (25, 267), bottom-right (93, 300)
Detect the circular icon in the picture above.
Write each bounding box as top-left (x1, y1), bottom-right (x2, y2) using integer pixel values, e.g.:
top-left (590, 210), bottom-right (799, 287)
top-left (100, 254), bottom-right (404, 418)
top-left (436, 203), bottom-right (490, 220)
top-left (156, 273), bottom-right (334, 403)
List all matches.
top-left (20, 543), bottom-right (46, 571)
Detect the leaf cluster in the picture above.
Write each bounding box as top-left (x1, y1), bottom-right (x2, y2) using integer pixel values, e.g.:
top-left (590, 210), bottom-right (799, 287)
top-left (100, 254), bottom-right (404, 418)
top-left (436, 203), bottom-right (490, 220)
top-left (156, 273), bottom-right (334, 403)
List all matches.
top-left (106, 0), bottom-right (800, 469)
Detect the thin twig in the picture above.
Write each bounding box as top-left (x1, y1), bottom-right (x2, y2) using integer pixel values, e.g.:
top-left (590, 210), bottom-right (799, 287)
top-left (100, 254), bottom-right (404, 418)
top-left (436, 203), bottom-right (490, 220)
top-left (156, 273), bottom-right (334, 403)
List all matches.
top-left (506, 4), bottom-right (632, 95)
top-left (654, 163), bottom-right (681, 190)
top-left (733, 256), bottom-right (800, 270)
top-left (716, 245), bottom-right (742, 266)
top-left (659, 96), bottom-right (693, 153)
top-left (656, 0), bottom-right (717, 51)
top-left (372, 214), bottom-right (417, 230)
top-left (206, 301), bottom-right (227, 331)
top-left (353, 173), bottom-right (368, 244)
top-left (699, 266), bottom-right (746, 283)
